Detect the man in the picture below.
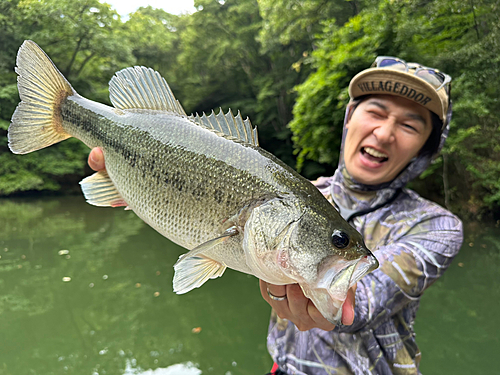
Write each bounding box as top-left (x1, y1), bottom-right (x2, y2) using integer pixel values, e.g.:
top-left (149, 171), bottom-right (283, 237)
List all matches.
top-left (260, 57), bottom-right (463, 374)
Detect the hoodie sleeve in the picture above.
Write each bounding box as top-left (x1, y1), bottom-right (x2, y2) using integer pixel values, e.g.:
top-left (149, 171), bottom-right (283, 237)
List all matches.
top-left (339, 204), bottom-right (463, 333)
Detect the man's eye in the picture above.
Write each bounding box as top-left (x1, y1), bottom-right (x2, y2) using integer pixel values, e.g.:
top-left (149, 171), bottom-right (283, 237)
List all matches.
top-left (402, 123), bottom-right (417, 132)
top-left (368, 111), bottom-right (384, 118)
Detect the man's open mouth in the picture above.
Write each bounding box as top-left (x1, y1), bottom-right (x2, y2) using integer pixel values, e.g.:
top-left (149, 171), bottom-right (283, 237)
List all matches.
top-left (361, 147), bottom-right (388, 163)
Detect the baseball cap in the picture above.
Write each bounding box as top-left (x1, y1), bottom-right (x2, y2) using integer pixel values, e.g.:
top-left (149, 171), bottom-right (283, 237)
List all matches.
top-left (349, 56), bottom-right (451, 127)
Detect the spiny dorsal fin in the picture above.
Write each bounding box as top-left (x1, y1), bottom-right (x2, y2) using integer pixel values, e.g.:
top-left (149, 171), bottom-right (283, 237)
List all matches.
top-left (189, 108), bottom-right (259, 146)
top-left (109, 66), bottom-right (187, 116)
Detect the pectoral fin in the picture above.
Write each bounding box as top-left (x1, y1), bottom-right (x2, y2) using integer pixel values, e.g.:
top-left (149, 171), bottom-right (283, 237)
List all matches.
top-left (173, 227), bottom-right (238, 294)
top-left (173, 255), bottom-right (226, 294)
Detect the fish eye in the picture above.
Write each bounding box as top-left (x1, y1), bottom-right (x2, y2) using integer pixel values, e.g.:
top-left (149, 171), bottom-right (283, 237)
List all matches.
top-left (331, 230), bottom-right (350, 249)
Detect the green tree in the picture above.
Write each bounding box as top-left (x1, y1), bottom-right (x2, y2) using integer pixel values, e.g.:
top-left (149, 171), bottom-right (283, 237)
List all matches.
top-left (287, 0), bottom-right (500, 217)
top-left (123, 7), bottom-right (182, 74)
top-left (1, 0), bottom-right (499, 218)
top-left (174, 0), bottom-right (300, 164)
top-left (0, 0), bottom-right (135, 195)
top-left (412, 0), bottom-right (500, 217)
top-left (289, 1), bottom-right (400, 170)
top-left (257, 0), bottom-right (367, 52)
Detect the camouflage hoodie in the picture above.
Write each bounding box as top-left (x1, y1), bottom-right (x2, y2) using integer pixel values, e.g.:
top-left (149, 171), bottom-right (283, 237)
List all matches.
top-left (266, 103), bottom-right (463, 375)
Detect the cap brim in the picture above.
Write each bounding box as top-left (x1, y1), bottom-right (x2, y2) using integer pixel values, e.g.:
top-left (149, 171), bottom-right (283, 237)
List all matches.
top-left (349, 68), bottom-right (446, 121)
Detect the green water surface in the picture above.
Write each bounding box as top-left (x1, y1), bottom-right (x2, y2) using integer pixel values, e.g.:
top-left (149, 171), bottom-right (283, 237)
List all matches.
top-left (0, 196), bottom-right (498, 374)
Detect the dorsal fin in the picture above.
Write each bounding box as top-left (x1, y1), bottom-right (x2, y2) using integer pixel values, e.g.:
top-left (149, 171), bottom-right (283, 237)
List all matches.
top-left (189, 109), bottom-right (259, 146)
top-left (109, 67), bottom-right (259, 146)
top-left (109, 66), bottom-right (186, 115)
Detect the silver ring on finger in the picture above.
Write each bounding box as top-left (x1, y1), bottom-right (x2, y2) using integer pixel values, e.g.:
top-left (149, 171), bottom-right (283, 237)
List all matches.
top-left (267, 287), bottom-right (287, 301)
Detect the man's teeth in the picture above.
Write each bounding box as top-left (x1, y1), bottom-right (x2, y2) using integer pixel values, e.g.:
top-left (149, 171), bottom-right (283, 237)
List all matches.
top-left (364, 147), bottom-right (388, 158)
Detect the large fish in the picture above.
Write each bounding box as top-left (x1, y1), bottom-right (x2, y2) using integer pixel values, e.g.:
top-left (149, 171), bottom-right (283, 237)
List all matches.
top-left (8, 41), bottom-right (378, 324)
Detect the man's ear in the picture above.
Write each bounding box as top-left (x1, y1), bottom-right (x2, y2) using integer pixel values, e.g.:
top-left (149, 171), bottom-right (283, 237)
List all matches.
top-left (345, 103), bottom-right (355, 129)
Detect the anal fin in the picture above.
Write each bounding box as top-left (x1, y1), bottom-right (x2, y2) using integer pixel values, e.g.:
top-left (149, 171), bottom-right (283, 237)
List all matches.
top-left (79, 170), bottom-right (128, 208)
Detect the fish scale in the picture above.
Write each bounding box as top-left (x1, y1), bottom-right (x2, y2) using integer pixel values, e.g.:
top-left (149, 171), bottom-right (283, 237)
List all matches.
top-left (61, 95), bottom-right (287, 251)
top-left (8, 40), bottom-right (379, 325)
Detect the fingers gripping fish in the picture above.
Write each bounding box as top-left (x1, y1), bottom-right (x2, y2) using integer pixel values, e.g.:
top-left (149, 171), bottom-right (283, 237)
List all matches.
top-left (8, 41), bottom-right (379, 324)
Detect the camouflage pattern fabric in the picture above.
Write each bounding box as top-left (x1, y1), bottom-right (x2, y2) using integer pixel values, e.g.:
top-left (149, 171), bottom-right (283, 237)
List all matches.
top-left (266, 105), bottom-right (463, 375)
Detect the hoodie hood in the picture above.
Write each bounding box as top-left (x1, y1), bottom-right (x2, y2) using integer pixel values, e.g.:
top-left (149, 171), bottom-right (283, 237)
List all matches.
top-left (331, 100), bottom-right (451, 220)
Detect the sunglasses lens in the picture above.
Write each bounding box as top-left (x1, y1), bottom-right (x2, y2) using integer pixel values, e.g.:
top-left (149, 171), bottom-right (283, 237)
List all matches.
top-left (378, 59), bottom-right (407, 71)
top-left (415, 69), bottom-right (444, 88)
top-left (373, 57), bottom-right (451, 95)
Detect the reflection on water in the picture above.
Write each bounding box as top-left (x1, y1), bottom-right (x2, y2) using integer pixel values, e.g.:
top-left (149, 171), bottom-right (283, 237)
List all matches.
top-left (0, 196), bottom-right (499, 374)
top-left (123, 361), bottom-right (202, 375)
top-left (0, 196), bottom-right (272, 375)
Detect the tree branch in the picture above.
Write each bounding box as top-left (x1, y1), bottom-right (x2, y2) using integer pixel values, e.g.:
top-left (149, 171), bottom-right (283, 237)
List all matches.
top-left (76, 51), bottom-right (96, 77)
top-left (470, 0), bottom-right (480, 40)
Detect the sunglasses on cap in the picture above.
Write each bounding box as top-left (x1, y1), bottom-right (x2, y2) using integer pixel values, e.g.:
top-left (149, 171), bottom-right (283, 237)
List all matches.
top-left (372, 56), bottom-right (451, 95)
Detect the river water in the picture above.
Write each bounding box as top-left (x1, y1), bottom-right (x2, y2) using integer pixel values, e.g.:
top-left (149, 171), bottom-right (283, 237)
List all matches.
top-left (0, 196), bottom-right (498, 374)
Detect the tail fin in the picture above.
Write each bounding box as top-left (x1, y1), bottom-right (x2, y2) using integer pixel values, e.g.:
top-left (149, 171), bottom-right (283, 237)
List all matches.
top-left (8, 40), bottom-right (75, 154)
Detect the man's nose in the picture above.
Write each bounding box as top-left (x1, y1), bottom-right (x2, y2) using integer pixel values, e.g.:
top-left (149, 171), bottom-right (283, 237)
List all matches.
top-left (373, 120), bottom-right (396, 144)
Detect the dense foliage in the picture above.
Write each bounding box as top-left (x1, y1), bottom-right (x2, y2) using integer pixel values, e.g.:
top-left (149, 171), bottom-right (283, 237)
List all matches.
top-left (0, 0), bottom-right (499, 219)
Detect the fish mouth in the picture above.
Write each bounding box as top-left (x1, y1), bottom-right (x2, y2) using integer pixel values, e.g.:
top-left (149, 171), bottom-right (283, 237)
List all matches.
top-left (346, 252), bottom-right (379, 288)
top-left (301, 251), bottom-right (379, 325)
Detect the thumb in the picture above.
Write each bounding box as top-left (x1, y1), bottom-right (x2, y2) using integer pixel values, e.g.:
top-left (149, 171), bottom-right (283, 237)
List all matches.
top-left (341, 284), bottom-right (357, 325)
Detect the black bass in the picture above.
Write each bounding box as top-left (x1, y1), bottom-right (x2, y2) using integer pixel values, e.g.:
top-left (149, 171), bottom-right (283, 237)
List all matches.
top-left (9, 41), bottom-right (378, 324)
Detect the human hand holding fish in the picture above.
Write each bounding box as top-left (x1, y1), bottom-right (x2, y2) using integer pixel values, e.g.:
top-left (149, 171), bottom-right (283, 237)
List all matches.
top-left (88, 147), bottom-right (105, 171)
top-left (9, 40), bottom-right (379, 326)
top-left (260, 280), bottom-right (357, 330)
